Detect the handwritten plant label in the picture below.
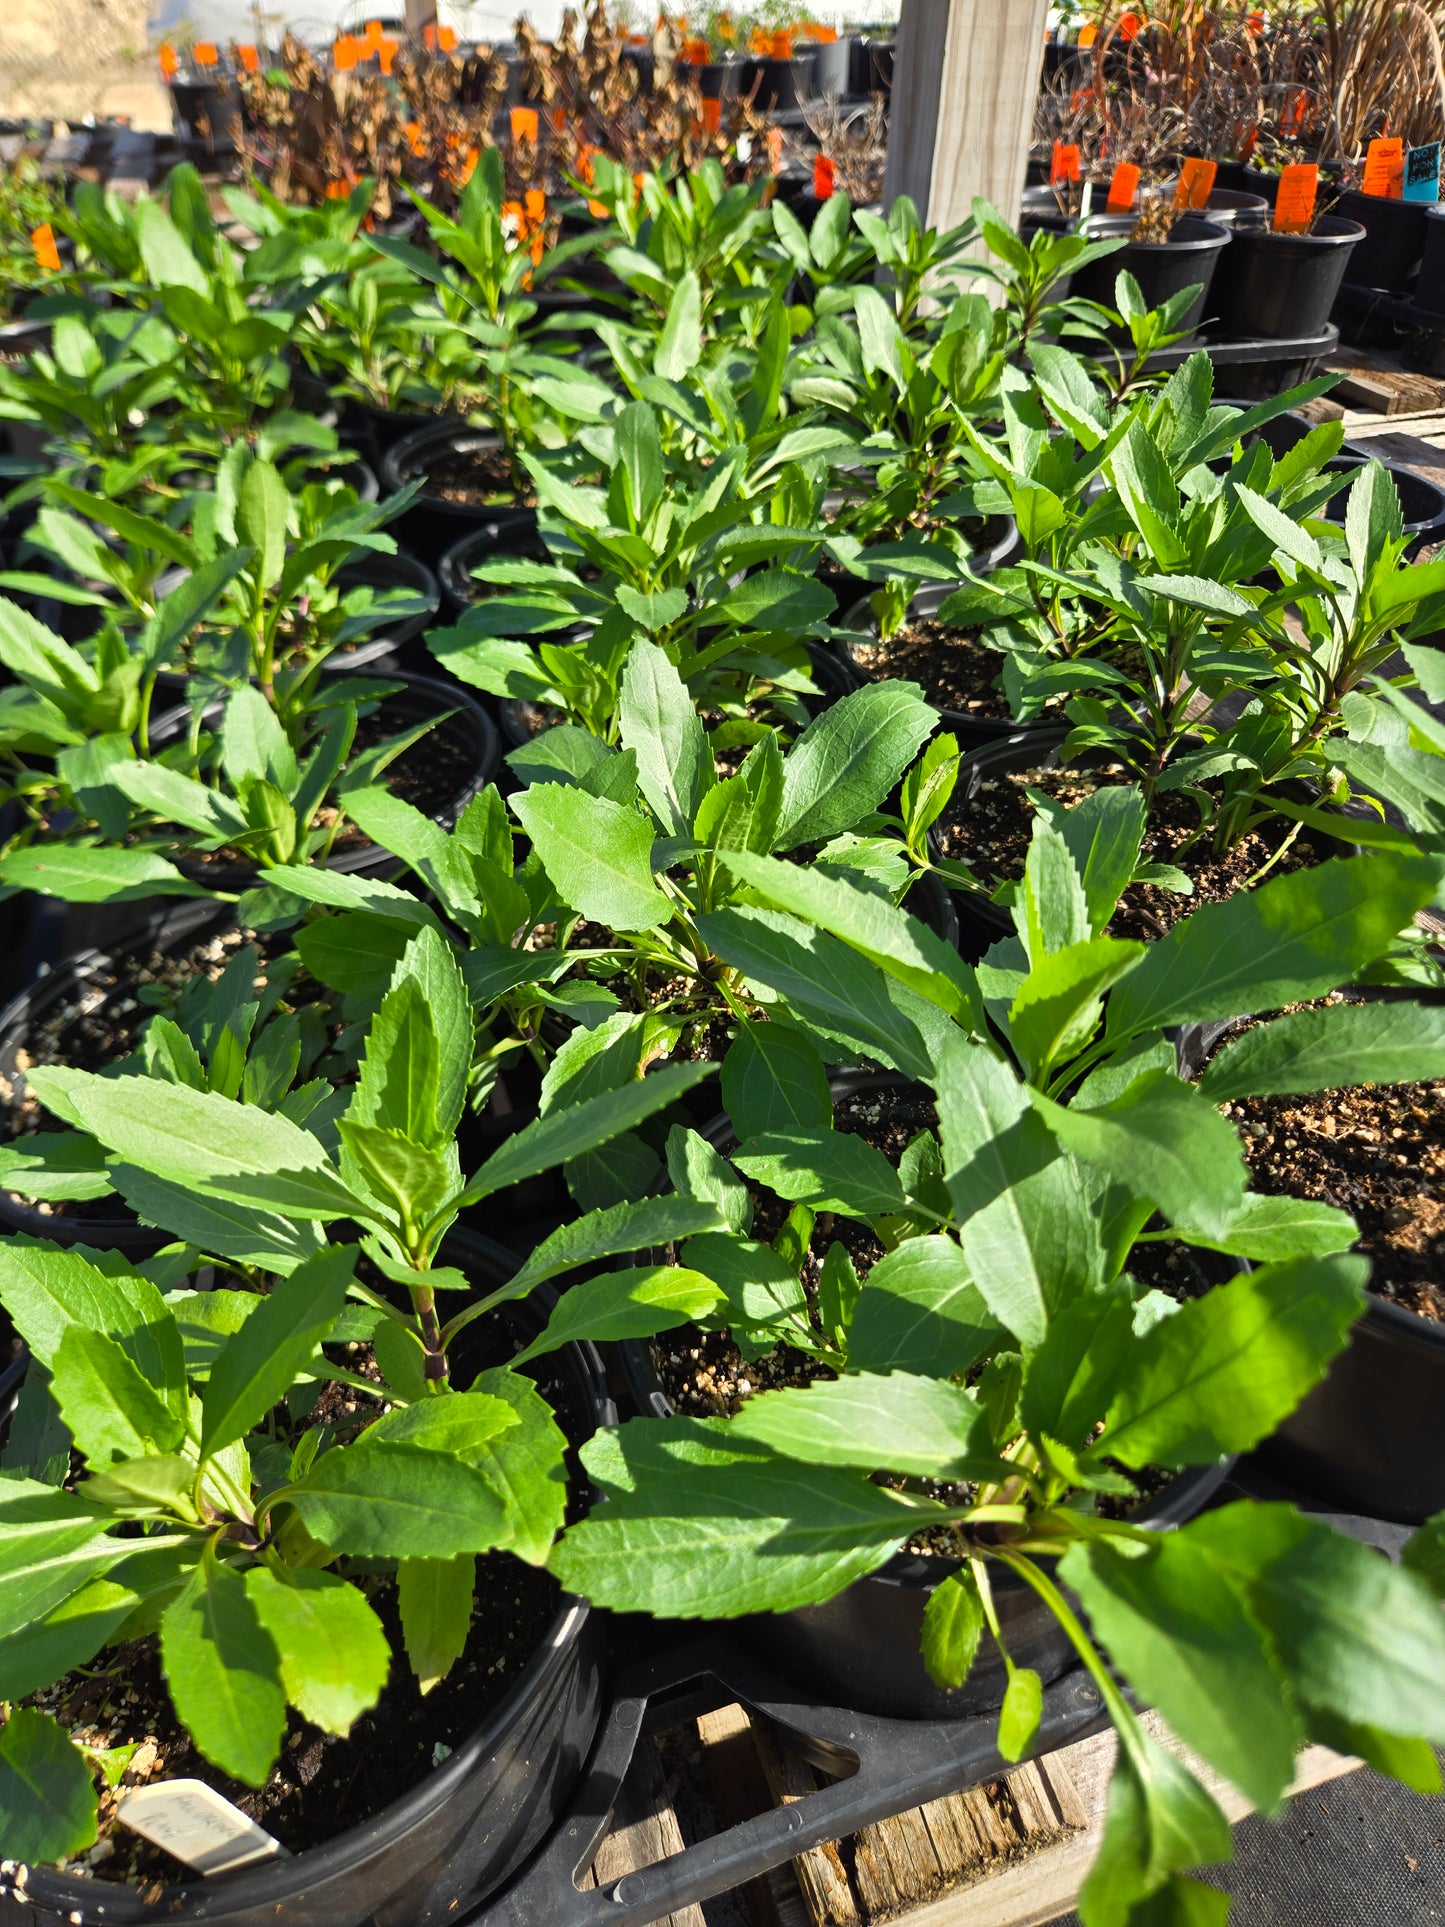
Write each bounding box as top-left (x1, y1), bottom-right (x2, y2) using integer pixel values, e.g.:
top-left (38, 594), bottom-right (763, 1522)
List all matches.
top-left (117, 1782), bottom-right (282, 1876)
top-left (1175, 156), bottom-right (1217, 208)
top-left (1362, 136), bottom-right (1405, 199)
top-left (1105, 162), bottom-right (1140, 211)
top-left (1273, 162), bottom-right (1320, 233)
top-left (1050, 141), bottom-right (1082, 185)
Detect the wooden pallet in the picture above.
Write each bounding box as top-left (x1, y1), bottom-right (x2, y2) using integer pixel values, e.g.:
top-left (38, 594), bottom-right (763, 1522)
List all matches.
top-left (577, 1695), bottom-right (1361, 1927)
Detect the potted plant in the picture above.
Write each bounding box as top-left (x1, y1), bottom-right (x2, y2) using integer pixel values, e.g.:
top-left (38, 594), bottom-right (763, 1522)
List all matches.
top-left (551, 809), bottom-right (1445, 1926)
top-left (0, 920), bottom-right (717, 1912)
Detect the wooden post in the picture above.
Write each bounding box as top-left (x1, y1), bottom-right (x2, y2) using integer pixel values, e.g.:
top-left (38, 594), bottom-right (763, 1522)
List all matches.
top-left (404, 0), bottom-right (440, 35)
top-left (882, 0), bottom-right (1049, 230)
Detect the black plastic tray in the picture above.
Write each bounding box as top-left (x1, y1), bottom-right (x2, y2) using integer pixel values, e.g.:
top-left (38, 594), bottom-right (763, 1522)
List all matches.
top-left (1146, 323), bottom-right (1339, 371)
top-left (461, 1466), bottom-right (1411, 1927)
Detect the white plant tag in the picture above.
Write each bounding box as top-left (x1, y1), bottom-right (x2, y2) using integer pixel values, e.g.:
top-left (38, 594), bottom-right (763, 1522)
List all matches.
top-left (115, 1781), bottom-right (284, 1875)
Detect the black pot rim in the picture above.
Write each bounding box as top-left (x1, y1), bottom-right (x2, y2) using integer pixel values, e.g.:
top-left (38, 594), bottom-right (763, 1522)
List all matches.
top-left (9, 1229), bottom-right (612, 1915)
top-left (150, 670), bottom-right (500, 888)
top-left (1226, 214), bottom-right (1366, 249)
top-left (438, 520), bottom-right (548, 612)
top-left (1082, 213), bottom-right (1232, 252)
top-left (837, 589), bottom-right (1061, 739)
top-left (381, 421), bottom-right (532, 521)
top-left (0, 901), bottom-right (234, 1248)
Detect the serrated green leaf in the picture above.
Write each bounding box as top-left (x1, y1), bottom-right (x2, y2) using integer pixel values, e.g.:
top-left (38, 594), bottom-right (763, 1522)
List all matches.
top-left (161, 1552), bottom-right (286, 1788)
top-left (244, 1567), bottom-right (390, 1735)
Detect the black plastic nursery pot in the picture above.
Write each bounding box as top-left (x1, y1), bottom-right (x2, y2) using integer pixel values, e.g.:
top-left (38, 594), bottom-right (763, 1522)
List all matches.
top-left (848, 34), bottom-right (894, 96)
top-left (1320, 453), bottom-right (1445, 556)
top-left (1177, 1021), bottom-right (1445, 1524)
top-left (0, 900), bottom-right (236, 1254)
top-left (338, 398), bottom-right (437, 472)
top-left (152, 671), bottom-right (500, 895)
top-left (1336, 187), bottom-right (1437, 293)
top-left (740, 51), bottom-right (818, 111)
top-left (327, 549), bottom-right (442, 670)
top-left (381, 424), bottom-right (538, 568)
top-left (620, 1072), bottom-right (1234, 1721)
top-left (1208, 215), bottom-right (1366, 339)
top-left (691, 56), bottom-right (742, 100)
top-left (438, 520), bottom-right (551, 618)
top-left (169, 75), bottom-right (242, 155)
top-left (809, 35), bottom-right (851, 98)
top-left (1069, 215), bottom-right (1232, 341)
top-left (1, 1233), bottom-right (614, 1927)
top-left (1192, 186), bottom-right (1270, 229)
top-left (1414, 204), bottom-right (1445, 315)
top-left (837, 583), bottom-right (1062, 750)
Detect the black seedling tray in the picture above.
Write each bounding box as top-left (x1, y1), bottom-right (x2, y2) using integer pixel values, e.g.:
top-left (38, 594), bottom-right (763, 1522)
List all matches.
top-left (1332, 282), bottom-right (1445, 373)
top-left (464, 1627), bottom-right (1108, 1927)
top-left (1145, 324), bottom-right (1339, 394)
top-left (462, 1466), bottom-right (1410, 1927)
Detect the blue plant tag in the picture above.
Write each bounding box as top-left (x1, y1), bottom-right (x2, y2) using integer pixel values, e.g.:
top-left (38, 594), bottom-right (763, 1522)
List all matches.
top-left (1404, 143), bottom-right (1441, 202)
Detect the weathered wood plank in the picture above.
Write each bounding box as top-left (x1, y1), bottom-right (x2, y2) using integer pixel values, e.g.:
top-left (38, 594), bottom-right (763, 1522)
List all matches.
top-left (580, 1732), bottom-right (708, 1927)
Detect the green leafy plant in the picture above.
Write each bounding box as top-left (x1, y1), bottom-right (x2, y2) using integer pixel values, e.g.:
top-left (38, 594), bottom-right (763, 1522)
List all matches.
top-left (550, 804), bottom-right (1445, 1927)
top-left (0, 922), bottom-right (722, 1861)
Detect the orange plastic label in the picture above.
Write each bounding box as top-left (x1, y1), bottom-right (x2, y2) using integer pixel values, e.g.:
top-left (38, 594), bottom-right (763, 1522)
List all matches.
top-left (1105, 161), bottom-right (1140, 211)
top-left (378, 35), bottom-right (397, 72)
top-left (701, 94), bottom-right (721, 132)
top-left (1117, 11), bottom-right (1141, 40)
top-left (30, 223), bottom-right (61, 271)
top-left (237, 42), bottom-right (259, 70)
top-left (1175, 156), bottom-right (1217, 208)
top-left (193, 41), bottom-right (218, 66)
top-left (1078, 20), bottom-right (1097, 45)
top-left (770, 29), bottom-right (793, 57)
top-left (438, 26), bottom-right (457, 50)
top-left (510, 106), bottom-right (539, 142)
top-left (159, 41), bottom-right (179, 77)
top-left (804, 22), bottom-right (837, 40)
top-left (333, 35), bottom-right (357, 70)
top-left (364, 19), bottom-right (383, 42)
top-left (423, 23), bottom-right (436, 47)
top-left (405, 118), bottom-right (425, 156)
top-left (813, 154), bottom-right (836, 198)
top-left (683, 35), bottom-right (708, 61)
top-left (765, 125), bottom-right (783, 173)
top-left (1050, 140), bottom-right (1081, 184)
top-left (1362, 135), bottom-right (1405, 198)
top-left (1246, 8), bottom-right (1263, 32)
top-left (1273, 162), bottom-right (1319, 233)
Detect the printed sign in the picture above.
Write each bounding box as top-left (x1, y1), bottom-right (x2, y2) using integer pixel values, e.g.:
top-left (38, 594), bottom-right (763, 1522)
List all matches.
top-left (1404, 142), bottom-right (1441, 203)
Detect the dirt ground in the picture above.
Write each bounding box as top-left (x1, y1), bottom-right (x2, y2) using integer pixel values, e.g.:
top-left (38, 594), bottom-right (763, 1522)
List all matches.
top-left (1, 0), bottom-right (172, 129)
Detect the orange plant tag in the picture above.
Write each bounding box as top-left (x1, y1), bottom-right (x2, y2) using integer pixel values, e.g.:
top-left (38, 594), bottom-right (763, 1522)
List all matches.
top-left (159, 42), bottom-right (179, 78)
top-left (1273, 163), bottom-right (1319, 233)
top-left (237, 43), bottom-right (260, 71)
top-left (510, 106), bottom-right (539, 142)
top-left (378, 36), bottom-right (397, 73)
top-left (364, 19), bottom-right (383, 43)
top-left (30, 224), bottom-right (61, 271)
top-left (423, 24), bottom-right (436, 47)
top-left (439, 26), bottom-right (457, 50)
top-left (770, 29), bottom-right (793, 56)
top-left (683, 35), bottom-right (708, 61)
top-left (1105, 161), bottom-right (1140, 210)
top-left (1078, 20), bottom-right (1097, 46)
top-left (333, 36), bottom-right (357, 70)
top-left (193, 41), bottom-right (218, 66)
top-left (765, 125), bottom-right (783, 173)
top-left (701, 94), bottom-right (721, 132)
top-left (1246, 9), bottom-right (1263, 32)
top-left (814, 154), bottom-right (836, 198)
top-left (805, 22), bottom-right (837, 40)
top-left (1362, 136), bottom-right (1405, 198)
top-left (1117, 12), bottom-right (1141, 40)
top-left (1174, 156), bottom-right (1217, 208)
top-left (1050, 140), bottom-right (1081, 184)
